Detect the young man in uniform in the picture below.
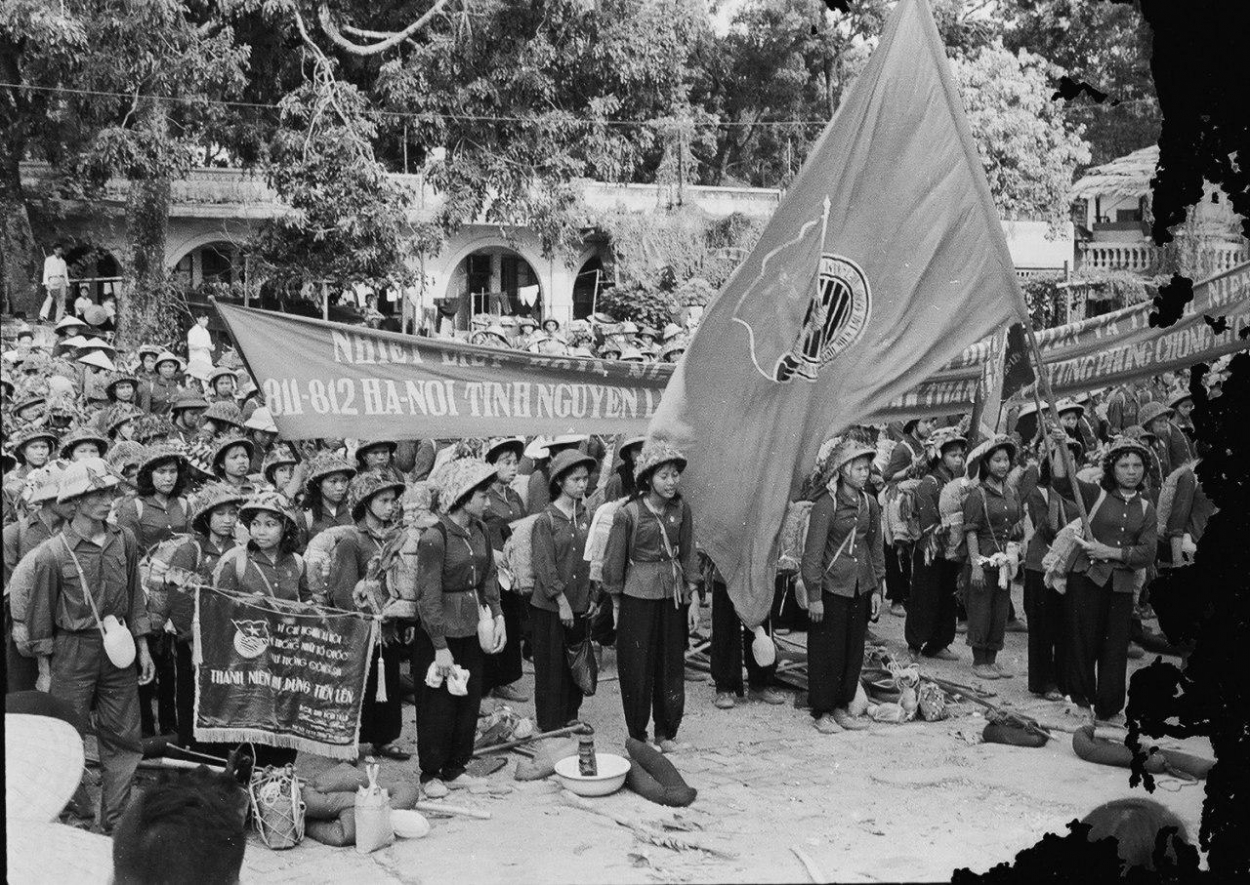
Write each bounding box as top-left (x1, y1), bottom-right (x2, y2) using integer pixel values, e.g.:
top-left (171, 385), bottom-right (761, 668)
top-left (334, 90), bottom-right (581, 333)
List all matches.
top-left (23, 457), bottom-right (154, 833)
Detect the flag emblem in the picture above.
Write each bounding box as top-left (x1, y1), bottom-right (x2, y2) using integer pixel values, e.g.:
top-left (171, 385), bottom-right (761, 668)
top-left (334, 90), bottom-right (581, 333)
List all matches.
top-left (773, 254), bottom-right (872, 383)
top-left (232, 619), bottom-right (271, 658)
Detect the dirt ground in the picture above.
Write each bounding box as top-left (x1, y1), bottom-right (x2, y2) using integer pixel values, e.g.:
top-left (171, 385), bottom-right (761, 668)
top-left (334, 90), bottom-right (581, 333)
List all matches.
top-left (157, 586), bottom-right (1211, 884)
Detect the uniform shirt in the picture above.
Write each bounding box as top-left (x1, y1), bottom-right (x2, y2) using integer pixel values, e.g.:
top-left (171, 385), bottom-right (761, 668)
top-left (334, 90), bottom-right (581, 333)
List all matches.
top-left (164, 533), bottom-right (235, 636)
top-left (144, 377), bottom-right (182, 416)
top-left (602, 496), bottom-right (700, 602)
top-left (1165, 467), bottom-right (1216, 544)
top-left (215, 545), bottom-right (310, 603)
top-left (1053, 475), bottom-right (1157, 593)
top-left (526, 467), bottom-right (552, 516)
top-left (114, 494), bottom-right (190, 552)
top-left (415, 515), bottom-right (501, 649)
top-left (1162, 422), bottom-right (1193, 474)
top-left (24, 524), bottom-right (150, 656)
top-left (962, 480), bottom-right (1023, 557)
top-left (325, 521), bottom-right (388, 611)
top-left (800, 486), bottom-right (885, 601)
top-left (304, 502), bottom-right (354, 543)
top-left (2, 510), bottom-right (59, 585)
top-left (885, 434), bottom-right (922, 482)
top-left (483, 482), bottom-right (526, 552)
top-left (531, 501), bottom-right (593, 613)
top-left (914, 464), bottom-right (955, 535)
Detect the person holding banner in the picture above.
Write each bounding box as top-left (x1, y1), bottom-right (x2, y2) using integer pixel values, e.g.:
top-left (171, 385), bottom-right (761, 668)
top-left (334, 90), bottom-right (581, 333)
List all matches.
top-left (163, 482), bottom-right (246, 749)
top-left (800, 439), bottom-right (885, 734)
top-left (214, 490), bottom-right (310, 766)
top-left (414, 458), bottom-right (504, 794)
top-left (23, 457), bottom-right (154, 833)
top-left (603, 440), bottom-right (702, 751)
top-left (326, 470), bottom-right (410, 760)
top-left (962, 435), bottom-right (1024, 682)
top-left (905, 427), bottom-right (966, 663)
top-left (481, 437), bottom-right (531, 704)
top-left (530, 449), bottom-right (597, 732)
top-left (300, 452), bottom-right (357, 542)
top-left (1046, 429), bottom-right (1157, 726)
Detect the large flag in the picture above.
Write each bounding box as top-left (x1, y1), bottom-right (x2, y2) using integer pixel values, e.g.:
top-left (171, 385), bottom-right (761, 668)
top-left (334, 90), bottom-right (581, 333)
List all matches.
top-left (649, 0), bottom-right (1032, 626)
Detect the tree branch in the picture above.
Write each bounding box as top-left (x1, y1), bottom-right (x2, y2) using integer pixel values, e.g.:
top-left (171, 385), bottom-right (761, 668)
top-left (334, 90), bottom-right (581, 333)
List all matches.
top-left (316, 0), bottom-right (451, 57)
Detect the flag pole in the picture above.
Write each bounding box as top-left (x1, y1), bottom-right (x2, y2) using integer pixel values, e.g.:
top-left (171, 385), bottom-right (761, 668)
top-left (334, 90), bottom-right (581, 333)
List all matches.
top-left (1020, 320), bottom-right (1092, 535)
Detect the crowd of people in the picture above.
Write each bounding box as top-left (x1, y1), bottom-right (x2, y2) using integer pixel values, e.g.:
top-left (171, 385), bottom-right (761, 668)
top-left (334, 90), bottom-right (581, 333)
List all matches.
top-left (0, 310), bottom-right (1224, 838)
top-left (446, 312), bottom-right (693, 363)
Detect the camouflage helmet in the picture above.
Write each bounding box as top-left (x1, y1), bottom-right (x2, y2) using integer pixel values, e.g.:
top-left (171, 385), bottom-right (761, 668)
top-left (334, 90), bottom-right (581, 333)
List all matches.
top-left (239, 490), bottom-right (299, 534)
top-left (348, 470), bottom-right (407, 521)
top-left (190, 481), bottom-right (247, 534)
top-left (58, 424), bottom-right (110, 460)
top-left (633, 439), bottom-right (688, 484)
top-left (261, 445), bottom-right (298, 484)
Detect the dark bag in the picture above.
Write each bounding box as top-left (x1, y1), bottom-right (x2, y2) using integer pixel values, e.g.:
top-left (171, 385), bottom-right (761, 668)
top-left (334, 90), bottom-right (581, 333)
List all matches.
top-left (565, 619), bottom-right (598, 696)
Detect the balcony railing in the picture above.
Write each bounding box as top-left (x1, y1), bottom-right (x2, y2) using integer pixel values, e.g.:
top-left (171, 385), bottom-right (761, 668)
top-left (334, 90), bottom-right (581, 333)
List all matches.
top-left (1076, 240), bottom-right (1249, 275)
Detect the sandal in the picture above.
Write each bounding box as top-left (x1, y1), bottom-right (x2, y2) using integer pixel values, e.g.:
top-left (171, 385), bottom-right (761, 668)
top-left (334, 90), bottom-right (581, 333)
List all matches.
top-left (374, 744), bottom-right (412, 761)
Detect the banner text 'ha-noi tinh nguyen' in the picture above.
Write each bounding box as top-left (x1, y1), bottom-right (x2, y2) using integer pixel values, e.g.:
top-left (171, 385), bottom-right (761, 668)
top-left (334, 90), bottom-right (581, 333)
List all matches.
top-left (216, 263), bottom-right (1248, 440)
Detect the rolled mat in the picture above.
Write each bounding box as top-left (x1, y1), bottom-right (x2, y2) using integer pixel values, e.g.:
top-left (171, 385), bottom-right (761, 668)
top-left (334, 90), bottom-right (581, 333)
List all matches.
top-left (1071, 726), bottom-right (1213, 779)
top-left (982, 721), bottom-right (1048, 748)
top-left (624, 738), bottom-right (697, 807)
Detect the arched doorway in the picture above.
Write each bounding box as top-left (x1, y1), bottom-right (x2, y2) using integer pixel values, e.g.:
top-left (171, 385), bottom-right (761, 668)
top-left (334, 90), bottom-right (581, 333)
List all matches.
top-left (572, 256), bottom-right (604, 320)
top-left (172, 241), bottom-right (244, 287)
top-left (444, 246), bottom-right (542, 330)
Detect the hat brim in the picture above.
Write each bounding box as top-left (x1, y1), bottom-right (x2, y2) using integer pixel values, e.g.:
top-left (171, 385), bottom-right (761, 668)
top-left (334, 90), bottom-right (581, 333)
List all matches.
top-left (637, 455), bottom-right (688, 484)
top-left (485, 438), bottom-right (526, 464)
top-left (550, 453), bottom-right (597, 486)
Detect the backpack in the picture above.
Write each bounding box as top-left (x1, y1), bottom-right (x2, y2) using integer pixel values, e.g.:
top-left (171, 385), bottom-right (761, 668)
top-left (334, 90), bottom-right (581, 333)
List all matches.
top-left (378, 483), bottom-right (439, 620)
top-left (775, 500), bottom-right (815, 573)
top-left (1155, 463), bottom-right (1194, 535)
top-left (501, 513), bottom-right (543, 595)
top-left (584, 499), bottom-right (625, 581)
top-left (938, 477), bottom-right (974, 561)
top-left (882, 478), bottom-right (923, 546)
top-left (139, 533), bottom-right (200, 633)
top-left (302, 524), bottom-right (359, 605)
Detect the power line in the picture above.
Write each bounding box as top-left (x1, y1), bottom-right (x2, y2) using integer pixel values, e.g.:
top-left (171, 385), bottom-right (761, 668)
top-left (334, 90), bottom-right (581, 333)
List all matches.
top-left (1, 81), bottom-right (1157, 130)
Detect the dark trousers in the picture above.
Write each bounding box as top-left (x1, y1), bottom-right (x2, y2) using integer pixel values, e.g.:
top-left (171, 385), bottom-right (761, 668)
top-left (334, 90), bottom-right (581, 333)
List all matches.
top-left (807, 591), bottom-right (870, 718)
top-left (530, 606), bottom-right (586, 732)
top-left (965, 568), bottom-right (1009, 653)
top-left (1064, 573), bottom-right (1133, 719)
top-left (360, 640), bottom-right (405, 748)
top-left (710, 580), bottom-right (775, 694)
top-left (138, 632), bottom-right (177, 737)
top-left (50, 632), bottom-right (142, 831)
top-left (482, 591), bottom-right (525, 693)
top-left (5, 599), bottom-right (38, 693)
top-left (616, 595), bottom-right (687, 742)
top-left (905, 551), bottom-right (959, 655)
top-left (1024, 569), bottom-right (1066, 695)
top-left (175, 639), bottom-right (195, 747)
top-left (412, 629), bottom-right (483, 782)
top-left (884, 542), bottom-right (912, 604)
top-left (590, 599), bottom-right (616, 647)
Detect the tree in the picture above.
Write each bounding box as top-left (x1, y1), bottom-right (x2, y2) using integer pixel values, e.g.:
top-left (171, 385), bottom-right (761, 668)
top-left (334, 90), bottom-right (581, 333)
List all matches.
top-left (1, 0), bottom-right (247, 341)
top-left (1003, 0), bottom-right (1159, 167)
top-left (950, 41), bottom-right (1091, 225)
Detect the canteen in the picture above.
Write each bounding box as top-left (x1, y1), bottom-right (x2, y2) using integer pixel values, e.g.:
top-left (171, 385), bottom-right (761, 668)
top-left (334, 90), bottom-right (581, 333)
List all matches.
top-left (101, 615), bottom-right (137, 669)
top-left (477, 604), bottom-right (495, 652)
top-left (750, 626), bottom-right (776, 667)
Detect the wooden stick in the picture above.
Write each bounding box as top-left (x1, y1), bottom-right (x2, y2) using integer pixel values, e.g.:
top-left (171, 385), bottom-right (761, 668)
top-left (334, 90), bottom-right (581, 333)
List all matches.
top-left (791, 846), bottom-right (828, 884)
top-left (414, 801), bottom-right (491, 820)
top-left (471, 723), bottom-right (585, 758)
top-left (559, 790), bottom-right (735, 859)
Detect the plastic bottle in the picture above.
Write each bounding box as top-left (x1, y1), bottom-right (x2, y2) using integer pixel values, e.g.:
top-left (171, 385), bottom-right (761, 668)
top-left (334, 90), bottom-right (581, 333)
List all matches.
top-left (578, 726), bottom-right (598, 777)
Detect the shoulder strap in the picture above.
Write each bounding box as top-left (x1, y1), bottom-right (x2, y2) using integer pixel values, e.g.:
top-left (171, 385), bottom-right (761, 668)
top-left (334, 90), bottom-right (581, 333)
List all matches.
top-left (134, 498), bottom-right (143, 521)
top-left (59, 535), bottom-right (106, 637)
top-left (305, 510), bottom-right (314, 532)
top-left (235, 546), bottom-right (247, 583)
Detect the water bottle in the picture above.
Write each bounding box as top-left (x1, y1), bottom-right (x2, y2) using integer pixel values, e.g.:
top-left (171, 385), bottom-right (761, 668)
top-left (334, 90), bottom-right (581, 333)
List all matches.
top-left (578, 727), bottom-right (598, 777)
